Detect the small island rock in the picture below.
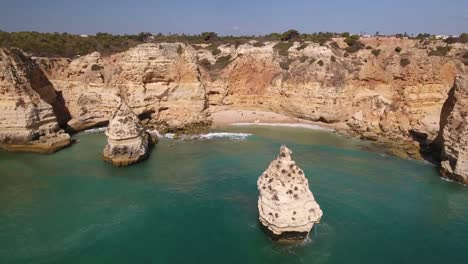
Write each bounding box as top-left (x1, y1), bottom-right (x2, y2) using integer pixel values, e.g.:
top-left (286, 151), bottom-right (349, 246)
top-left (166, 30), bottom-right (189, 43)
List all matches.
top-left (257, 146), bottom-right (323, 241)
top-left (103, 102), bottom-right (151, 167)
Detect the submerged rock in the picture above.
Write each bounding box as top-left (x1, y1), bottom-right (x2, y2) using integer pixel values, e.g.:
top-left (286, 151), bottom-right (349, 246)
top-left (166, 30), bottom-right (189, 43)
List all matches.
top-left (438, 76), bottom-right (468, 184)
top-left (0, 48), bottom-right (71, 153)
top-left (103, 102), bottom-right (151, 167)
top-left (257, 146), bottom-right (323, 241)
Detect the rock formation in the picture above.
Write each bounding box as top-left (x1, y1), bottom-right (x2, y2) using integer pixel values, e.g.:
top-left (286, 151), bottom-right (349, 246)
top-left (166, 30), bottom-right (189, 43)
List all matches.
top-left (103, 102), bottom-right (151, 166)
top-left (0, 48), bottom-right (70, 153)
top-left (31, 37), bottom-right (467, 161)
top-left (438, 76), bottom-right (468, 184)
top-left (257, 146), bottom-right (323, 241)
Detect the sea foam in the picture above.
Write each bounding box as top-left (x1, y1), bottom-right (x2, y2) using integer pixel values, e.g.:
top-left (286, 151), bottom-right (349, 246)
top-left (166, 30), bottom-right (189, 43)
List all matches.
top-left (82, 127), bottom-right (107, 134)
top-left (193, 132), bottom-right (252, 140)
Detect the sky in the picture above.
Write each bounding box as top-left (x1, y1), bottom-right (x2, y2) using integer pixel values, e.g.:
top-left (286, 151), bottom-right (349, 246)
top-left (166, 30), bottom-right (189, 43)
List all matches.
top-left (0, 0), bottom-right (467, 36)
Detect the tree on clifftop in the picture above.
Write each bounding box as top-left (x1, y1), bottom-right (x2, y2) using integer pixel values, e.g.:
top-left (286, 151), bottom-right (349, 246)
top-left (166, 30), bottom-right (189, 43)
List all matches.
top-left (280, 29), bottom-right (300, 41)
top-left (201, 32), bottom-right (218, 41)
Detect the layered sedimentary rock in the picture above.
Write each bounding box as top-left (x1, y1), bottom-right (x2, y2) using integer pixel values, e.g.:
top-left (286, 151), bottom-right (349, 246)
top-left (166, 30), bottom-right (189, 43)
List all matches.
top-left (38, 43), bottom-right (209, 133)
top-left (36, 52), bottom-right (121, 131)
top-left (35, 38), bottom-right (467, 160)
top-left (103, 102), bottom-right (150, 167)
top-left (0, 48), bottom-right (70, 153)
top-left (438, 76), bottom-right (468, 184)
top-left (257, 146), bottom-right (323, 241)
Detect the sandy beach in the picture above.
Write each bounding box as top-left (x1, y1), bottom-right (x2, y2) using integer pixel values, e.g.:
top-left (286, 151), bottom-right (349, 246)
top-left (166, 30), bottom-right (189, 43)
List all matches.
top-left (210, 109), bottom-right (338, 130)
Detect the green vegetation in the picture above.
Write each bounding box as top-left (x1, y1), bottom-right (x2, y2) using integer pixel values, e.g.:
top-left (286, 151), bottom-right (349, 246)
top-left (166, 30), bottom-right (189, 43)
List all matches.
top-left (371, 49), bottom-right (381, 57)
top-left (201, 32), bottom-right (218, 41)
top-left (252, 41), bottom-right (265, 47)
top-left (400, 58), bottom-right (411, 67)
top-left (200, 55), bottom-right (233, 72)
top-left (273, 42), bottom-right (293, 56)
top-left (445, 33), bottom-right (468, 44)
top-left (330, 41), bottom-right (340, 49)
top-left (344, 35), bottom-right (364, 53)
top-left (428, 46), bottom-right (451, 56)
top-left (279, 59), bottom-right (294, 70)
top-left (0, 31), bottom-right (144, 57)
top-left (416, 33), bottom-right (431, 40)
top-left (3, 30), bottom-right (462, 58)
top-left (280, 30), bottom-right (300, 41)
top-left (297, 43), bottom-right (308, 50)
top-left (317, 60), bottom-right (324, 66)
top-left (330, 55), bottom-right (336, 62)
top-left (344, 35), bottom-right (360, 46)
top-left (395, 47), bottom-right (402, 53)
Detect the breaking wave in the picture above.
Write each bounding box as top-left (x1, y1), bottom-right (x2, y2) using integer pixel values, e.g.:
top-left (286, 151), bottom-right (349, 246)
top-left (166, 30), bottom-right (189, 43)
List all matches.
top-left (193, 132), bottom-right (252, 140)
top-left (82, 127), bottom-right (107, 134)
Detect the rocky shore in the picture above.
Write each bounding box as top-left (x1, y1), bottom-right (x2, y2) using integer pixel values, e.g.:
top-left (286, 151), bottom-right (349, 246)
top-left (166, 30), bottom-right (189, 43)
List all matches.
top-left (0, 37), bottom-right (466, 181)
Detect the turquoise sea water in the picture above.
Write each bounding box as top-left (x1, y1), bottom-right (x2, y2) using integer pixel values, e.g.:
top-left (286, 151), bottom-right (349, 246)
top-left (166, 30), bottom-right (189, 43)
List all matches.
top-left (0, 126), bottom-right (467, 264)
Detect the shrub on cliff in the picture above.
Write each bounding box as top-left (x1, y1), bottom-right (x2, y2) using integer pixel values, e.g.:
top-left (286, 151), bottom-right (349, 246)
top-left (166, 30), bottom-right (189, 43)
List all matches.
top-left (395, 47), bottom-right (402, 53)
top-left (330, 56), bottom-right (336, 62)
top-left (274, 42), bottom-right (293, 56)
top-left (281, 30), bottom-right (300, 41)
top-left (371, 49), bottom-right (381, 57)
top-left (279, 59), bottom-right (294, 70)
top-left (400, 58), bottom-right (411, 67)
top-left (345, 41), bottom-right (365, 53)
top-left (330, 41), bottom-right (340, 49)
top-left (201, 32), bottom-right (218, 41)
top-left (344, 35), bottom-right (360, 46)
top-left (317, 60), bottom-right (324, 66)
top-left (429, 46), bottom-right (451, 56)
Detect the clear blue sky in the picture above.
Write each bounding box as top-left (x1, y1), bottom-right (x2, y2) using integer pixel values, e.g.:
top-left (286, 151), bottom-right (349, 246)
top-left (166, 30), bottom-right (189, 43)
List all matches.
top-left (0, 0), bottom-right (466, 35)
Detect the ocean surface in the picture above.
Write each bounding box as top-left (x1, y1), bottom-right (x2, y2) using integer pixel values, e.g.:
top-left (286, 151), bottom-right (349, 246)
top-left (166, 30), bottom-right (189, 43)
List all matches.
top-left (0, 126), bottom-right (467, 264)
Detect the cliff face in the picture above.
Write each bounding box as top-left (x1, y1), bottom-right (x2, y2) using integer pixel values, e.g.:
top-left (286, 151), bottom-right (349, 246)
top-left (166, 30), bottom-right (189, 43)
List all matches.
top-left (38, 43), bottom-right (209, 133)
top-left (0, 48), bottom-right (70, 153)
top-left (34, 38), bottom-right (467, 159)
top-left (438, 76), bottom-right (468, 184)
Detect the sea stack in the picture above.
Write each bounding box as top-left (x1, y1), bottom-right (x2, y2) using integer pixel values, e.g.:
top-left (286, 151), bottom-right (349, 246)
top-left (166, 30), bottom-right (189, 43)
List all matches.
top-left (0, 48), bottom-right (71, 153)
top-left (257, 146), bottom-right (323, 241)
top-left (103, 102), bottom-right (151, 167)
top-left (438, 76), bottom-right (468, 184)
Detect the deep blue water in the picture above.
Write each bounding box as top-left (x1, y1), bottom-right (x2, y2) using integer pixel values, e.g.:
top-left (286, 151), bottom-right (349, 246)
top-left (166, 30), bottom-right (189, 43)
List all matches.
top-left (0, 126), bottom-right (467, 264)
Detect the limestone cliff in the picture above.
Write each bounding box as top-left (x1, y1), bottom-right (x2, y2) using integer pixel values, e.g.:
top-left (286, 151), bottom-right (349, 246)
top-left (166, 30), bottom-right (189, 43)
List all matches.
top-left (38, 43), bottom-right (210, 133)
top-left (35, 38), bottom-right (467, 160)
top-left (0, 48), bottom-right (70, 153)
top-left (103, 102), bottom-right (150, 167)
top-left (258, 146), bottom-right (322, 241)
top-left (438, 76), bottom-right (468, 184)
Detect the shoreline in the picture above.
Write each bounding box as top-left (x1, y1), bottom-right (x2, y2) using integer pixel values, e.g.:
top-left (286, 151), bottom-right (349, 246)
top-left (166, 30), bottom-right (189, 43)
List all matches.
top-left (210, 109), bottom-right (340, 131)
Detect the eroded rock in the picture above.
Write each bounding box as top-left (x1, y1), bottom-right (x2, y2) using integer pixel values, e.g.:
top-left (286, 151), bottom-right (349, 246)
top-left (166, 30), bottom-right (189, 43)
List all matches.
top-left (438, 76), bottom-right (468, 184)
top-left (0, 48), bottom-right (70, 153)
top-left (257, 146), bottom-right (323, 241)
top-left (103, 102), bottom-right (151, 166)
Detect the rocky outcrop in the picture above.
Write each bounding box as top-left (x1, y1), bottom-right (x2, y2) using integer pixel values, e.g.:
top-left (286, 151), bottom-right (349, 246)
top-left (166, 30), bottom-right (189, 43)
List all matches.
top-left (34, 38), bottom-right (467, 159)
top-left (103, 102), bottom-right (150, 167)
top-left (438, 76), bottom-right (468, 184)
top-left (38, 43), bottom-right (210, 133)
top-left (0, 48), bottom-right (70, 153)
top-left (257, 146), bottom-right (323, 241)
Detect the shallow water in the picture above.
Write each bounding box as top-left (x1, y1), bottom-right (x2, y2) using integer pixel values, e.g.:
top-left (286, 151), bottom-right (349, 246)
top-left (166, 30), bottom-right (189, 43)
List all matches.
top-left (0, 126), bottom-right (467, 264)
